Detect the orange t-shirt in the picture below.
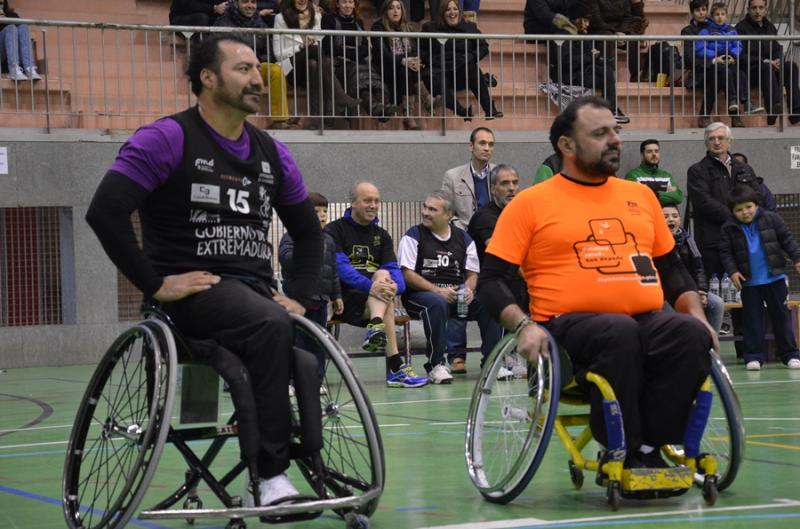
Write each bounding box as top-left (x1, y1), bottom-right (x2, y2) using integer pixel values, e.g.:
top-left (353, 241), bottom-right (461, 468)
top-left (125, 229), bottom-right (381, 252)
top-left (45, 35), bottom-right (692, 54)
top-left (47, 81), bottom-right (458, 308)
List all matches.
top-left (486, 174), bottom-right (675, 321)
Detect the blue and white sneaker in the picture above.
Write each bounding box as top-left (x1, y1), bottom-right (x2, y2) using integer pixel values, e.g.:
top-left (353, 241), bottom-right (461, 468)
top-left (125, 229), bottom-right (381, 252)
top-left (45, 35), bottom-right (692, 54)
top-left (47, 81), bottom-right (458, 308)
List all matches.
top-left (362, 322), bottom-right (388, 352)
top-left (387, 363), bottom-right (428, 388)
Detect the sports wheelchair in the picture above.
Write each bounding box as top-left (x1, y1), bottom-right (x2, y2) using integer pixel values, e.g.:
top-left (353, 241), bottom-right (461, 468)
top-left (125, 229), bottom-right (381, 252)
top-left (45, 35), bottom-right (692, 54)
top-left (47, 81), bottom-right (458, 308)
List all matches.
top-left (62, 306), bottom-right (384, 529)
top-left (465, 332), bottom-right (744, 510)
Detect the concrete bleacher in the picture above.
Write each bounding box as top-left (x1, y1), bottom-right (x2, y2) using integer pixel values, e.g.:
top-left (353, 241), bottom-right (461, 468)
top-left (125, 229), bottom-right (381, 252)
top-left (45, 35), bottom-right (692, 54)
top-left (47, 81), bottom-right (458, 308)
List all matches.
top-left (6, 0), bottom-right (769, 132)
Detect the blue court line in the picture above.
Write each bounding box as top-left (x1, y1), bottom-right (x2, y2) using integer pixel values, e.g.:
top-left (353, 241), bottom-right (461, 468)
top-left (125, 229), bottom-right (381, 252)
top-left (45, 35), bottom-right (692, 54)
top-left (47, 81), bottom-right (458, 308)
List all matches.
top-left (511, 512), bottom-right (800, 528)
top-left (0, 484), bottom-right (171, 529)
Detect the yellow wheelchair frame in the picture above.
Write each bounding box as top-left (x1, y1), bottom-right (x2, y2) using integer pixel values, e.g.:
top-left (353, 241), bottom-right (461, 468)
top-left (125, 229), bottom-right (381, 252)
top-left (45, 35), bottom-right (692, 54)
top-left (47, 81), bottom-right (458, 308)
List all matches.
top-left (465, 333), bottom-right (744, 510)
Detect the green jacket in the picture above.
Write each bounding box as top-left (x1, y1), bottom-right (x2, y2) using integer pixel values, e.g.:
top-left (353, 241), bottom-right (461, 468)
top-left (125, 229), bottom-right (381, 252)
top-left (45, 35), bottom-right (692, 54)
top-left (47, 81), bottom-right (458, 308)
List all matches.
top-left (624, 163), bottom-right (684, 205)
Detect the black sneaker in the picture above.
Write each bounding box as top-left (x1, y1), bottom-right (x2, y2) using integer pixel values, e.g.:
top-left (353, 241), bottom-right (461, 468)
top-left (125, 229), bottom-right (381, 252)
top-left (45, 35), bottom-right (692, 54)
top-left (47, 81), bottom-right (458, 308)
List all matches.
top-left (626, 450), bottom-right (670, 469)
top-left (614, 109), bottom-right (630, 124)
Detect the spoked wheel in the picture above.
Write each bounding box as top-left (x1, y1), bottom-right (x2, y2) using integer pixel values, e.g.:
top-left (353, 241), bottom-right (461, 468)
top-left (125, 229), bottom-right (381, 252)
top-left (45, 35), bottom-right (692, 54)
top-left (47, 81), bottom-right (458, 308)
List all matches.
top-left (697, 352), bottom-right (744, 491)
top-left (62, 320), bottom-right (177, 529)
top-left (292, 315), bottom-right (385, 518)
top-left (465, 333), bottom-right (561, 504)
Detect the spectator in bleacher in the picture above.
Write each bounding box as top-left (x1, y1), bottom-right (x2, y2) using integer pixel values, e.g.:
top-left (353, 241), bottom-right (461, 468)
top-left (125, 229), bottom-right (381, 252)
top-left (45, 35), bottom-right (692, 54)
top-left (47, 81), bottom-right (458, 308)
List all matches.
top-left (586, 0), bottom-right (649, 83)
top-left (732, 152), bottom-right (748, 164)
top-left (325, 181), bottom-right (428, 388)
top-left (280, 191), bottom-right (343, 381)
top-left (719, 185), bottom-right (800, 370)
top-left (371, 0), bottom-right (442, 130)
top-left (695, 2), bottom-right (764, 127)
top-left (686, 122), bottom-right (776, 277)
top-left (0, 0), bottom-right (41, 81)
top-left (322, 0), bottom-right (398, 125)
top-left (533, 152), bottom-right (561, 184)
top-left (624, 139), bottom-right (684, 206)
top-left (421, 0), bottom-right (503, 120)
top-left (735, 0), bottom-right (800, 126)
top-left (548, 2), bottom-right (629, 124)
top-left (523, 0), bottom-right (574, 36)
top-left (169, 0), bottom-right (226, 27)
top-left (663, 204), bottom-right (724, 333)
top-left (256, 1), bottom-right (279, 27)
top-left (681, 0), bottom-right (716, 128)
top-left (398, 190), bottom-right (503, 384)
top-left (215, 0), bottom-right (294, 129)
top-left (273, 0), bottom-right (360, 129)
top-left (410, 1), bottom-right (439, 24)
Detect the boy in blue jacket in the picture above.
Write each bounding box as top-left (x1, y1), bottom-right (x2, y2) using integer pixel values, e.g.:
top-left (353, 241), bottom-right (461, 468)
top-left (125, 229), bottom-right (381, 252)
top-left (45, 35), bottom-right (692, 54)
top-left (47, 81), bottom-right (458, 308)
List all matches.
top-left (719, 185), bottom-right (800, 370)
top-left (696, 2), bottom-right (764, 121)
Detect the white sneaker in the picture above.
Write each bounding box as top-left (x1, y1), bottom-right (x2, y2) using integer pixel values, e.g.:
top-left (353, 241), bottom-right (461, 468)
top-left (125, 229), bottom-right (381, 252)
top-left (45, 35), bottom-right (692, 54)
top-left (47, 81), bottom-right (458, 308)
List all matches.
top-left (24, 66), bottom-right (41, 80)
top-left (8, 66), bottom-right (27, 81)
top-left (746, 361), bottom-right (761, 371)
top-left (319, 384), bottom-right (328, 395)
top-left (428, 363), bottom-right (454, 384)
top-left (496, 365), bottom-right (514, 381)
top-left (787, 358), bottom-right (800, 369)
top-left (244, 471), bottom-right (299, 507)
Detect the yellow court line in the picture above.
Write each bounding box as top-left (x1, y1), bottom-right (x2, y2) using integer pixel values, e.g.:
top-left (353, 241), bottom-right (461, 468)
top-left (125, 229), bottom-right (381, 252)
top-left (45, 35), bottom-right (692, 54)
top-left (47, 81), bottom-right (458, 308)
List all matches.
top-left (747, 440), bottom-right (800, 451)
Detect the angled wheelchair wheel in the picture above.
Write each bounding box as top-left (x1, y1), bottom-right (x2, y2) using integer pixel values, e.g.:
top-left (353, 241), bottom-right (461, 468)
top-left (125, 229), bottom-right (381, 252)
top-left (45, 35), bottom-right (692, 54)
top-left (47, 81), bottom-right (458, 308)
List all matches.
top-left (465, 332), bottom-right (561, 504)
top-left (697, 351), bottom-right (744, 491)
top-left (291, 315), bottom-right (385, 518)
top-left (63, 319), bottom-right (177, 529)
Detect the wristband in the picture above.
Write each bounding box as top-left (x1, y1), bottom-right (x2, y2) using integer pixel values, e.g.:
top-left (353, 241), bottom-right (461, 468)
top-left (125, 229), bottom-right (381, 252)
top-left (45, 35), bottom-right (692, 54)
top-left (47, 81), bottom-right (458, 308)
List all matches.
top-left (513, 316), bottom-right (534, 334)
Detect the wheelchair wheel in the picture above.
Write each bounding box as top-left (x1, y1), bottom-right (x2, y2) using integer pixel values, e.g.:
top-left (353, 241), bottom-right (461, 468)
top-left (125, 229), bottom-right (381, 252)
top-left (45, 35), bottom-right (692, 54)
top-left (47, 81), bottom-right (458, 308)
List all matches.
top-left (697, 351), bottom-right (744, 491)
top-left (465, 333), bottom-right (561, 504)
top-left (292, 315), bottom-right (385, 518)
top-left (63, 320), bottom-right (177, 529)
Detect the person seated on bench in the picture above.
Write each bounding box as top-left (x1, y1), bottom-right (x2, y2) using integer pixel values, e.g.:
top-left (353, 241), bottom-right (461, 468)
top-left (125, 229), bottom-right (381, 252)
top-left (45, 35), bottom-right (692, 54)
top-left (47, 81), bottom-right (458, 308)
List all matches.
top-left (397, 190), bottom-right (502, 384)
top-left (325, 181), bottom-right (428, 388)
top-left (169, 0), bottom-right (227, 28)
top-left (477, 96), bottom-right (717, 469)
top-left (85, 34), bottom-right (324, 506)
top-left (0, 0), bottom-right (41, 80)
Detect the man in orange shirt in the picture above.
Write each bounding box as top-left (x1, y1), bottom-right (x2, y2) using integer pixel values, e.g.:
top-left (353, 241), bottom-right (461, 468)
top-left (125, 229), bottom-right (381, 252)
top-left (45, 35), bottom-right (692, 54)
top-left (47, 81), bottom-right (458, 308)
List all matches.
top-left (477, 96), bottom-right (717, 468)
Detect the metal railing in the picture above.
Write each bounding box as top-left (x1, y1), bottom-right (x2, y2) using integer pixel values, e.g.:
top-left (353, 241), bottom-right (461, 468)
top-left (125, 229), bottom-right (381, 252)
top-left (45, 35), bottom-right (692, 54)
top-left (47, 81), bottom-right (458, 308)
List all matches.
top-left (3, 18), bottom-right (800, 133)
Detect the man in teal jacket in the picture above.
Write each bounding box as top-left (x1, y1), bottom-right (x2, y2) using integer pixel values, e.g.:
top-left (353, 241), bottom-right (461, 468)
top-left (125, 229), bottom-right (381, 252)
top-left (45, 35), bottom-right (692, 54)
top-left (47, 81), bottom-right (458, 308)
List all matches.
top-left (624, 139), bottom-right (684, 206)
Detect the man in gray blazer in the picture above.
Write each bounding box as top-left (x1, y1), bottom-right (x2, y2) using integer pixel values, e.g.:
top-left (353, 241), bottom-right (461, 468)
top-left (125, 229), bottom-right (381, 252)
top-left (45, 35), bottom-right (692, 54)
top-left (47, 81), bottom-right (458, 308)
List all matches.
top-left (441, 127), bottom-right (497, 231)
top-left (440, 126), bottom-right (496, 372)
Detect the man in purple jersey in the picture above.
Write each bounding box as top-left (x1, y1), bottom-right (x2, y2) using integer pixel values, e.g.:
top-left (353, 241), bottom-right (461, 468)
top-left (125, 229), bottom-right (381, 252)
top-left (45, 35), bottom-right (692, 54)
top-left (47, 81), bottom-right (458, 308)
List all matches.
top-left (86, 34), bottom-right (323, 507)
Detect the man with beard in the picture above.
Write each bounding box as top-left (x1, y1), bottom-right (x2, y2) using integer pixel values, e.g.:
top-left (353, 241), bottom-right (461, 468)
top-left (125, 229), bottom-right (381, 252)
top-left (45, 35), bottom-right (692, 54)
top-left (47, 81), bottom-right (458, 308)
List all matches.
top-left (477, 96), bottom-right (716, 469)
top-left (624, 139), bottom-right (684, 206)
top-left (85, 34), bottom-right (323, 506)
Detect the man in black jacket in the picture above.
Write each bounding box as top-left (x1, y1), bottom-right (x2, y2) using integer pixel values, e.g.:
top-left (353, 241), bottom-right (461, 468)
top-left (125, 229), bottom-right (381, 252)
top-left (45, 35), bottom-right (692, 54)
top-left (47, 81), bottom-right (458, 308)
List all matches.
top-left (686, 121), bottom-right (776, 276)
top-left (523, 0), bottom-right (575, 35)
top-left (170, 0), bottom-right (227, 27)
top-left (734, 0), bottom-right (800, 126)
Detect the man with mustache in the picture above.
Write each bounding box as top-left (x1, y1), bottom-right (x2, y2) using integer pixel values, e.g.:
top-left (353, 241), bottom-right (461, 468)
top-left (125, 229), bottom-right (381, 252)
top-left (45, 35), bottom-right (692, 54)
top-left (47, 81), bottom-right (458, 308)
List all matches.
top-left (86, 34), bottom-right (323, 506)
top-left (477, 96), bottom-right (716, 470)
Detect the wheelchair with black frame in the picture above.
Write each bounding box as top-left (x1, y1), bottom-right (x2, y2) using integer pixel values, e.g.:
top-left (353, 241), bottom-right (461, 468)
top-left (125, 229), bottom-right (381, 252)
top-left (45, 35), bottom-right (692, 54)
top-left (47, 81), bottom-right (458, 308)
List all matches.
top-left (465, 331), bottom-right (744, 510)
top-left (62, 304), bottom-right (384, 529)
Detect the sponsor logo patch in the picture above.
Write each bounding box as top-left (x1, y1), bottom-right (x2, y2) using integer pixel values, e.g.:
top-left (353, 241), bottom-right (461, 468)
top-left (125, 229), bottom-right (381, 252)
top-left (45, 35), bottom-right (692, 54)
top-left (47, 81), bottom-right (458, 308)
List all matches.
top-left (190, 183), bottom-right (220, 204)
top-left (194, 157), bottom-right (215, 172)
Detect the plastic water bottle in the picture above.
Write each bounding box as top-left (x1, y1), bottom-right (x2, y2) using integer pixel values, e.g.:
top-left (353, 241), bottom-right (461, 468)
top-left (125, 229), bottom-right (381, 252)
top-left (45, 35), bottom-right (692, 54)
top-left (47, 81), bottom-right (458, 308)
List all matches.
top-left (729, 279), bottom-right (739, 304)
top-left (720, 273), bottom-right (732, 303)
top-left (709, 274), bottom-right (720, 298)
top-left (457, 285), bottom-right (469, 319)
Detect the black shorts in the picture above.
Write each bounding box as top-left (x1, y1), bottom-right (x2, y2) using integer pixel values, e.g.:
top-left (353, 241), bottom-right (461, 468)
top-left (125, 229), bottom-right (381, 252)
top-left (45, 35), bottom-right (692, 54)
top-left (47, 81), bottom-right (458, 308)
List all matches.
top-left (339, 288), bottom-right (370, 326)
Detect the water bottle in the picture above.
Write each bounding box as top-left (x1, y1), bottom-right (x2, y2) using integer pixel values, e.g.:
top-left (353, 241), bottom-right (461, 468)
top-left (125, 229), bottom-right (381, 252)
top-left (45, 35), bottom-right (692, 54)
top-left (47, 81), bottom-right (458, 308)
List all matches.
top-left (457, 285), bottom-right (469, 319)
top-left (729, 279), bottom-right (739, 305)
top-left (709, 274), bottom-right (720, 298)
top-left (720, 273), bottom-right (731, 303)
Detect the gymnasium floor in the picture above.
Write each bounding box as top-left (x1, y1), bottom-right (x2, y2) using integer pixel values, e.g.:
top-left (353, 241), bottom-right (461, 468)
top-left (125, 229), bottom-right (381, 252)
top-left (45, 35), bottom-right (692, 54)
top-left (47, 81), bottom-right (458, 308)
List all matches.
top-left (1, 342), bottom-right (799, 529)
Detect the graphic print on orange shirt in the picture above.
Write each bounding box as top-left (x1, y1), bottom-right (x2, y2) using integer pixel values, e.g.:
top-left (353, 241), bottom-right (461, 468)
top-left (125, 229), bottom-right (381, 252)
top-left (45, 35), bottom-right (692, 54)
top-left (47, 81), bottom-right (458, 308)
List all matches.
top-left (573, 218), bottom-right (658, 284)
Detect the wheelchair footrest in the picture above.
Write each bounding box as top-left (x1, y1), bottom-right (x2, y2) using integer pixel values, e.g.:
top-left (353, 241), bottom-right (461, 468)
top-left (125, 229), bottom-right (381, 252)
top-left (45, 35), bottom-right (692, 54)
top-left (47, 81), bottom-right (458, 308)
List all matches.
top-left (621, 466), bottom-right (694, 493)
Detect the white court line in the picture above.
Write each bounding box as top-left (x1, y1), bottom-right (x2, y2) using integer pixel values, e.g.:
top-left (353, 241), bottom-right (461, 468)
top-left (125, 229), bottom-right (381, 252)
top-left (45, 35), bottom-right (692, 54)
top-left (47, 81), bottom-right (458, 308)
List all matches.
top-left (735, 379), bottom-right (800, 386)
top-left (371, 396), bottom-right (472, 406)
top-left (0, 441), bottom-right (68, 450)
top-left (413, 499), bottom-right (800, 529)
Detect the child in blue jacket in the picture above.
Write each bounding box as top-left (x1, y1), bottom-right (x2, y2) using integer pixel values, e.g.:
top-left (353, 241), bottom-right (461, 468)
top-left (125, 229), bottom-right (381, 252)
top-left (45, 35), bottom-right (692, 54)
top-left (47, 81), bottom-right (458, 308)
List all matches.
top-left (719, 186), bottom-right (800, 370)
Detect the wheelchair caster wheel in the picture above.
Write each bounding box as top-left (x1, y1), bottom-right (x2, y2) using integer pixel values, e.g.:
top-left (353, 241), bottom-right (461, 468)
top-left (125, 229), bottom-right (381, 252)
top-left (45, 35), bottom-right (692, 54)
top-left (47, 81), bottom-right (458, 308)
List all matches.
top-left (607, 481), bottom-right (621, 511)
top-left (702, 476), bottom-right (718, 506)
top-left (568, 460), bottom-right (584, 490)
top-left (226, 519), bottom-right (247, 529)
top-left (344, 512), bottom-right (369, 529)
top-left (183, 496), bottom-right (203, 524)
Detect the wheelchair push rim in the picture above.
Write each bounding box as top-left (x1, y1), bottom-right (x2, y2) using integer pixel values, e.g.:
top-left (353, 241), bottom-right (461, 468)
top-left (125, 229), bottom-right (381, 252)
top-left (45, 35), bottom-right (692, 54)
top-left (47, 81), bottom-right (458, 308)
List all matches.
top-left (62, 319), bottom-right (177, 529)
top-left (465, 332), bottom-right (561, 504)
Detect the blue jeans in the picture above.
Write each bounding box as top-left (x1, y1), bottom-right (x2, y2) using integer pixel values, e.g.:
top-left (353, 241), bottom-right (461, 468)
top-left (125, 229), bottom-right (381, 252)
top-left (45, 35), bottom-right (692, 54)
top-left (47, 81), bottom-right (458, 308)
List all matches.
top-left (403, 290), bottom-right (502, 371)
top-left (446, 318), bottom-right (467, 363)
top-left (0, 24), bottom-right (34, 71)
top-left (741, 279), bottom-right (800, 365)
top-left (704, 292), bottom-right (725, 334)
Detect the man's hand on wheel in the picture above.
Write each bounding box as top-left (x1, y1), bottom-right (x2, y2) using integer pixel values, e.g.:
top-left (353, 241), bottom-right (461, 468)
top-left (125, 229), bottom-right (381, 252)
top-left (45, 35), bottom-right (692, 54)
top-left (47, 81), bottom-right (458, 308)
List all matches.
top-left (516, 322), bottom-right (550, 364)
top-left (153, 271), bottom-right (220, 302)
top-left (273, 292), bottom-right (306, 316)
